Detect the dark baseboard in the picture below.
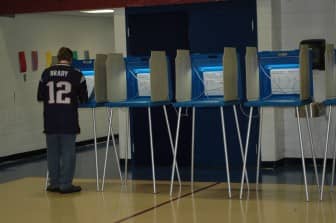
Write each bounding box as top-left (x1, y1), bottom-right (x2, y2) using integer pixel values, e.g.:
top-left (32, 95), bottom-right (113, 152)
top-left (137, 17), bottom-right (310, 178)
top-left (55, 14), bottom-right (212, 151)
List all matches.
top-left (0, 135), bottom-right (117, 168)
top-left (261, 159), bottom-right (285, 169)
top-left (261, 157), bottom-right (333, 169)
top-left (119, 159), bottom-right (131, 167)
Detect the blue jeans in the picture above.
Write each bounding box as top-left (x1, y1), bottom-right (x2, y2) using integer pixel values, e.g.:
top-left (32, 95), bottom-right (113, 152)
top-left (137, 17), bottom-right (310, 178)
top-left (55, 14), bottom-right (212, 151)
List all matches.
top-left (46, 134), bottom-right (76, 189)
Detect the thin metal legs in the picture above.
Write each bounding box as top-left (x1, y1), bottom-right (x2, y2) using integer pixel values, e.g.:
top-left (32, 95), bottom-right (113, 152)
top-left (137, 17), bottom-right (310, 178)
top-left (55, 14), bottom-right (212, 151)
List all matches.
top-left (220, 106), bottom-right (232, 198)
top-left (321, 105), bottom-right (332, 200)
top-left (295, 106), bottom-right (309, 201)
top-left (191, 107), bottom-right (195, 188)
top-left (46, 107), bottom-right (102, 192)
top-left (45, 171), bottom-right (49, 190)
top-left (240, 107), bottom-right (253, 199)
top-left (256, 107), bottom-right (263, 185)
top-left (124, 109), bottom-right (130, 183)
top-left (101, 108), bottom-right (123, 191)
top-left (170, 106), bottom-right (235, 198)
top-left (112, 110), bottom-right (123, 183)
top-left (170, 107), bottom-right (194, 195)
top-left (102, 108), bottom-right (113, 191)
top-left (304, 105), bottom-right (320, 191)
top-left (331, 143), bottom-right (336, 189)
top-left (238, 105), bottom-right (317, 201)
top-left (233, 105), bottom-right (249, 188)
top-left (101, 106), bottom-right (171, 194)
top-left (170, 108), bottom-right (182, 196)
top-left (92, 108), bottom-right (100, 191)
top-left (148, 107), bottom-right (157, 194)
top-left (163, 105), bottom-right (181, 186)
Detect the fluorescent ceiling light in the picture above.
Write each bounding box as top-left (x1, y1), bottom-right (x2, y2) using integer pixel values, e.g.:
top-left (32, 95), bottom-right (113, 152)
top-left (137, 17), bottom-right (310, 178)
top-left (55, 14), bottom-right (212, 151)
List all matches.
top-left (80, 9), bottom-right (114, 14)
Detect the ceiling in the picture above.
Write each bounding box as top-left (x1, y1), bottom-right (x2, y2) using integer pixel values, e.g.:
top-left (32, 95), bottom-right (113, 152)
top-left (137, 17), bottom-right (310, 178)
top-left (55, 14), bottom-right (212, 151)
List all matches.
top-left (0, 0), bottom-right (225, 15)
top-left (46, 11), bottom-right (115, 18)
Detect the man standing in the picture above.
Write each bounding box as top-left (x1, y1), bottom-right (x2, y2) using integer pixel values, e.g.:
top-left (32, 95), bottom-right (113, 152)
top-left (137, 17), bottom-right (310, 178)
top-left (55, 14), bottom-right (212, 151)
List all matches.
top-left (37, 47), bottom-right (88, 193)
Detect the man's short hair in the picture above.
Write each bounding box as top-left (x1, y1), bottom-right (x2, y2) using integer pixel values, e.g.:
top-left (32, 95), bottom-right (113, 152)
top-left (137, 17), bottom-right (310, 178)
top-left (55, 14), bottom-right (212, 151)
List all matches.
top-left (57, 47), bottom-right (73, 62)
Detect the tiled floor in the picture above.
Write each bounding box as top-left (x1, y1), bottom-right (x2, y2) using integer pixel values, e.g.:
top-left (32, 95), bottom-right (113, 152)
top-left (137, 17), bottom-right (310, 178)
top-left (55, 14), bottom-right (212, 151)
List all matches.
top-left (1, 143), bottom-right (336, 223)
top-left (127, 183), bottom-right (336, 223)
top-left (0, 178), bottom-right (335, 223)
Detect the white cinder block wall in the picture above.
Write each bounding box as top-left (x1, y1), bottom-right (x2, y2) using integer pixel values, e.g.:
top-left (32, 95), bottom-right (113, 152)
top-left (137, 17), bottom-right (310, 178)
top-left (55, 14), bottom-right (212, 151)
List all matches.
top-left (0, 13), bottom-right (118, 157)
top-left (257, 0), bottom-right (285, 162)
top-left (281, 0), bottom-right (336, 159)
top-left (257, 0), bottom-right (336, 161)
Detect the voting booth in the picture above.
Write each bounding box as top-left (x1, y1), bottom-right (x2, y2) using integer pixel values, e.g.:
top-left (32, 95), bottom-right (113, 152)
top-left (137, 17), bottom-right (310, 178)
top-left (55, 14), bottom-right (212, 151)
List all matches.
top-left (241, 45), bottom-right (318, 201)
top-left (245, 47), bottom-right (313, 105)
top-left (320, 44), bottom-right (336, 200)
top-left (170, 48), bottom-right (246, 197)
top-left (175, 48), bottom-right (242, 105)
top-left (102, 51), bottom-right (179, 193)
top-left (103, 52), bottom-right (172, 105)
top-left (72, 57), bottom-right (109, 105)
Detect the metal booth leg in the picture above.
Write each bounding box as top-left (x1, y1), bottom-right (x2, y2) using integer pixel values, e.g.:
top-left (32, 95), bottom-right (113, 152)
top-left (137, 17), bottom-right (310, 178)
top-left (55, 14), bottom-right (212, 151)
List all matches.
top-left (295, 106), bottom-right (309, 201)
top-left (109, 109), bottom-right (123, 184)
top-left (220, 106), bottom-right (232, 198)
top-left (240, 107), bottom-right (253, 199)
top-left (191, 107), bottom-right (195, 189)
top-left (148, 107), bottom-right (156, 194)
top-left (92, 108), bottom-right (100, 191)
top-left (170, 107), bottom-right (182, 196)
top-left (256, 107), bottom-right (263, 186)
top-left (233, 105), bottom-right (249, 188)
top-left (101, 108), bottom-right (113, 191)
top-left (124, 109), bottom-right (130, 184)
top-left (163, 105), bottom-right (181, 186)
top-left (304, 105), bottom-right (320, 191)
top-left (321, 105), bottom-right (333, 200)
top-left (331, 141), bottom-right (336, 189)
top-left (45, 170), bottom-right (49, 190)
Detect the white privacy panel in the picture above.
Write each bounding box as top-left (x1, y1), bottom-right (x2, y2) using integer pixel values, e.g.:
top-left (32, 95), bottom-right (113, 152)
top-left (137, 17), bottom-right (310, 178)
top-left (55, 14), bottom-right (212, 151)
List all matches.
top-left (106, 53), bottom-right (127, 102)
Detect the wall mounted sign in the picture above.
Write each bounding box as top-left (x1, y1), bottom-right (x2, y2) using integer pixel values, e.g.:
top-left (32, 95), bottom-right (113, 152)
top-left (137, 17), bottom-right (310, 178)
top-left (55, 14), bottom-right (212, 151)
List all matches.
top-left (45, 51), bottom-right (52, 67)
top-left (31, 50), bottom-right (38, 71)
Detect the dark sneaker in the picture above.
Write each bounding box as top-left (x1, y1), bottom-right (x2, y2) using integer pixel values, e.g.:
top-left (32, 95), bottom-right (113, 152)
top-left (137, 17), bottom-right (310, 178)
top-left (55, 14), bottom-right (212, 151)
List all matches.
top-left (59, 185), bottom-right (82, 194)
top-left (46, 185), bottom-right (60, 192)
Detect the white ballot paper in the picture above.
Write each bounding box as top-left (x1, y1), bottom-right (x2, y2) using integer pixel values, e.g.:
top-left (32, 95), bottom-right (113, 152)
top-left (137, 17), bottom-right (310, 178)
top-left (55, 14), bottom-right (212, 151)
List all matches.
top-left (85, 75), bottom-right (95, 99)
top-left (270, 68), bottom-right (300, 94)
top-left (137, 73), bottom-right (151, 96)
top-left (203, 71), bottom-right (224, 96)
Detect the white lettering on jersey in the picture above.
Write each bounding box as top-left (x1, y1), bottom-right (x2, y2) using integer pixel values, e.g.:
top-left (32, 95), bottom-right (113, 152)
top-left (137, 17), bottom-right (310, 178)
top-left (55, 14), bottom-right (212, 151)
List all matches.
top-left (50, 70), bottom-right (69, 77)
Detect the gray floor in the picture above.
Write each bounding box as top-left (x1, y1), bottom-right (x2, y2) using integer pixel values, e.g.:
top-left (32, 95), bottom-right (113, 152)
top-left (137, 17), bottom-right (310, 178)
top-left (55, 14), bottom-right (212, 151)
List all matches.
top-left (0, 142), bottom-right (121, 184)
top-left (0, 142), bottom-right (334, 187)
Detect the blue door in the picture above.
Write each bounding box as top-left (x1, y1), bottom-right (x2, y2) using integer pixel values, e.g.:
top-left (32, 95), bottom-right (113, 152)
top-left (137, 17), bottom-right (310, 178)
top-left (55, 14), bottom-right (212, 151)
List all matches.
top-left (126, 1), bottom-right (258, 182)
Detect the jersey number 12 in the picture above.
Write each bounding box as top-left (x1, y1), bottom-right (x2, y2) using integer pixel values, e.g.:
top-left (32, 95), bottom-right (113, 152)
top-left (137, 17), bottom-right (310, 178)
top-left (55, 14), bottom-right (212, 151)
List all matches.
top-left (46, 81), bottom-right (71, 104)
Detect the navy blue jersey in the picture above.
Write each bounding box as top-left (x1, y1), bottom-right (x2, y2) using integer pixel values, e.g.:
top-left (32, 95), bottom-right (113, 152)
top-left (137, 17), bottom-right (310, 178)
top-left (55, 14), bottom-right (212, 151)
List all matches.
top-left (37, 64), bottom-right (88, 134)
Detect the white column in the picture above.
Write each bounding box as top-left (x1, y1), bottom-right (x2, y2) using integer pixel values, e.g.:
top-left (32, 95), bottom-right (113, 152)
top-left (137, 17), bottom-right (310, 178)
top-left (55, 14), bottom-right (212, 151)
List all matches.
top-left (257, 0), bottom-right (284, 162)
top-left (113, 8), bottom-right (131, 159)
top-left (281, 0), bottom-right (335, 159)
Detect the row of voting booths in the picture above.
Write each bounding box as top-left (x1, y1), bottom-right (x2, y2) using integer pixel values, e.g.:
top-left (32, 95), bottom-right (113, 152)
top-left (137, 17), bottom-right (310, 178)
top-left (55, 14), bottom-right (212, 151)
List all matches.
top-left (56, 44), bottom-right (336, 201)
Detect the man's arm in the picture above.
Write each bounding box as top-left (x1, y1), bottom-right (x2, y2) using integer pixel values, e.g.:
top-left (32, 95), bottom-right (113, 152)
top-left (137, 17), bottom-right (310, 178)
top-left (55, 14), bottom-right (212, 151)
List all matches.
top-left (78, 74), bottom-right (89, 104)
